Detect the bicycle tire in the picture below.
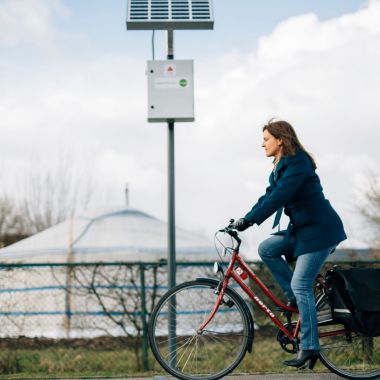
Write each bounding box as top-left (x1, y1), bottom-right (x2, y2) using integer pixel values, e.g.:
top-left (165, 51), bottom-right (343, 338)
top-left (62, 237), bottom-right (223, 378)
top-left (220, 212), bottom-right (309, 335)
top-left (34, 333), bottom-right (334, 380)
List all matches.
top-left (148, 279), bottom-right (251, 380)
top-left (317, 293), bottom-right (380, 379)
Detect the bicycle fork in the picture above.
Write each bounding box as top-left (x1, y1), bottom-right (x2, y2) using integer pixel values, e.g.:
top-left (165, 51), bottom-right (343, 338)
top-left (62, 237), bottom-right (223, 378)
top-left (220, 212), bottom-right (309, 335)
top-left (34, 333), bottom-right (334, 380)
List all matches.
top-left (196, 279), bottom-right (228, 333)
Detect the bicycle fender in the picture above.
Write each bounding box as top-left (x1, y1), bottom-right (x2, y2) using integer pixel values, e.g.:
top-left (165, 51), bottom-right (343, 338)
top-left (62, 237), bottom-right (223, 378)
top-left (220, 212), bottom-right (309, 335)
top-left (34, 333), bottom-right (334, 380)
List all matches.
top-left (196, 277), bottom-right (255, 353)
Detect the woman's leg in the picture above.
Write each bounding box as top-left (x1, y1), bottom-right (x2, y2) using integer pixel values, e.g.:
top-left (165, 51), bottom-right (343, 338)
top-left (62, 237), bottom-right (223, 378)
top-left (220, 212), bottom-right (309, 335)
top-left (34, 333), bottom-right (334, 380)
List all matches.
top-left (291, 245), bottom-right (336, 350)
top-left (258, 235), bottom-right (295, 302)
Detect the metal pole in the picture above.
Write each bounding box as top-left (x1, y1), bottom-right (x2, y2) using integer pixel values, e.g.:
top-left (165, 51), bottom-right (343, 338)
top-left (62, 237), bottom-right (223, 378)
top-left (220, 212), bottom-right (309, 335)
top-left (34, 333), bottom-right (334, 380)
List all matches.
top-left (139, 264), bottom-right (149, 371)
top-left (167, 28), bottom-right (175, 292)
top-left (167, 29), bottom-right (177, 368)
top-left (64, 216), bottom-right (75, 338)
top-left (168, 120), bottom-right (175, 290)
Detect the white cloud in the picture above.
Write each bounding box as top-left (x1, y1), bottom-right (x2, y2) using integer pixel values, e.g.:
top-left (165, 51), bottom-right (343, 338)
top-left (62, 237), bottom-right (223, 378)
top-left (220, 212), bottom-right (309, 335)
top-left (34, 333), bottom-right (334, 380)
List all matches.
top-left (175, 1), bottom-right (380, 253)
top-left (0, 1), bottom-right (379, 255)
top-left (0, 0), bottom-right (67, 47)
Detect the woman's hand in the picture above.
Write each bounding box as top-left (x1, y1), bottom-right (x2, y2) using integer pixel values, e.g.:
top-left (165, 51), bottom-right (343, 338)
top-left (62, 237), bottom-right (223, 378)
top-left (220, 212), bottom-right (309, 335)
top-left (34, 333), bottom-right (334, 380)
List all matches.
top-left (233, 218), bottom-right (252, 231)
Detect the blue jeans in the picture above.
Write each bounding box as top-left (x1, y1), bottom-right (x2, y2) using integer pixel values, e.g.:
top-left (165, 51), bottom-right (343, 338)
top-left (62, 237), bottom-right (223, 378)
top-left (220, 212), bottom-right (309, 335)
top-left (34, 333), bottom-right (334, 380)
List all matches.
top-left (258, 235), bottom-right (336, 350)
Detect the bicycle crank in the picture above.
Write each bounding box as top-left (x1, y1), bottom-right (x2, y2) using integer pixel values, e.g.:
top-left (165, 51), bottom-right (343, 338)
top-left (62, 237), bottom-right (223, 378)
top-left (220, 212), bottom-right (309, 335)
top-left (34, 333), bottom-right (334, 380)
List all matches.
top-left (276, 322), bottom-right (299, 354)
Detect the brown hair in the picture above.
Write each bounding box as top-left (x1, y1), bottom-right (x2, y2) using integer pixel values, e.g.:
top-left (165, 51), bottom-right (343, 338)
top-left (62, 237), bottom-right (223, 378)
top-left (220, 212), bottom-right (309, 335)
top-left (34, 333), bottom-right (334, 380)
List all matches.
top-left (263, 119), bottom-right (317, 169)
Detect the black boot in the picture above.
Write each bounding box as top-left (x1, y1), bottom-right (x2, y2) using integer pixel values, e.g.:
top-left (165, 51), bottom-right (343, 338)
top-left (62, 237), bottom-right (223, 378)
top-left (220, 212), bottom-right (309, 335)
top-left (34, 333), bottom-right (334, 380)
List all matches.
top-left (283, 350), bottom-right (319, 369)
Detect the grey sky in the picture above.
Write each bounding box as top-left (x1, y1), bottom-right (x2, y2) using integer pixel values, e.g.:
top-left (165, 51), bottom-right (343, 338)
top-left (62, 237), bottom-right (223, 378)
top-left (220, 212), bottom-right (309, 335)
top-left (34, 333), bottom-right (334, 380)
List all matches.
top-left (0, 0), bottom-right (378, 258)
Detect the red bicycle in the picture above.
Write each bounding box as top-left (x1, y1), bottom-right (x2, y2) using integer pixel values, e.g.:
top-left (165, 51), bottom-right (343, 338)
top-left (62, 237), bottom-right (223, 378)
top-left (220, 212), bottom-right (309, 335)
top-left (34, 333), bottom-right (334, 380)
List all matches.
top-left (148, 221), bottom-right (380, 380)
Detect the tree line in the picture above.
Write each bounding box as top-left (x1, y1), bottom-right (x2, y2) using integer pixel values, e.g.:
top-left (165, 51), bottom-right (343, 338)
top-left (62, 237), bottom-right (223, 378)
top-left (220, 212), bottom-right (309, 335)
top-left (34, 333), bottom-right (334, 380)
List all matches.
top-left (1, 165), bottom-right (380, 248)
top-left (0, 158), bottom-right (92, 248)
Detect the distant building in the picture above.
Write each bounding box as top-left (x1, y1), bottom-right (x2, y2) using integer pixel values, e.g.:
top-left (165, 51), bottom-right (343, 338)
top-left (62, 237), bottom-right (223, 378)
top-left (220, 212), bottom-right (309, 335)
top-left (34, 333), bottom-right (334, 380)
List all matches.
top-left (0, 207), bottom-right (214, 263)
top-left (0, 207), bottom-right (215, 338)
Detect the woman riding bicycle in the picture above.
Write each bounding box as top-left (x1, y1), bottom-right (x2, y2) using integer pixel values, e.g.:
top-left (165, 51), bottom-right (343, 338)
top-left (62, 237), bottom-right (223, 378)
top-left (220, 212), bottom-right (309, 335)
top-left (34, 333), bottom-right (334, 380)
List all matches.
top-left (234, 119), bottom-right (347, 369)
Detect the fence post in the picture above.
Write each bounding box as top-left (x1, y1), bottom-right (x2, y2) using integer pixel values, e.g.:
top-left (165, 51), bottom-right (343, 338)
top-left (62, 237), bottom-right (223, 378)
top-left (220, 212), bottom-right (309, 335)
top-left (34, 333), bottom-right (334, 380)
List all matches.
top-left (140, 263), bottom-right (149, 371)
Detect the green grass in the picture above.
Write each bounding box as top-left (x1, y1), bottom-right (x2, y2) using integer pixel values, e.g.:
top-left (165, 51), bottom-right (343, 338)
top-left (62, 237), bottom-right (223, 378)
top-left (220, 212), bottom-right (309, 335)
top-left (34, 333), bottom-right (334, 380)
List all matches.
top-left (0, 336), bottom-right (151, 378)
top-left (0, 348), bottom-right (141, 378)
top-left (2, 326), bottom-right (379, 378)
top-left (0, 331), bottom-right (330, 378)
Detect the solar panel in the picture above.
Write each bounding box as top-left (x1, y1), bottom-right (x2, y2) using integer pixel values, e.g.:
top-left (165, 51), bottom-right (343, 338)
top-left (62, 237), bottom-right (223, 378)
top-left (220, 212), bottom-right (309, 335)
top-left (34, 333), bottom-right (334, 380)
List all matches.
top-left (127, 0), bottom-right (214, 30)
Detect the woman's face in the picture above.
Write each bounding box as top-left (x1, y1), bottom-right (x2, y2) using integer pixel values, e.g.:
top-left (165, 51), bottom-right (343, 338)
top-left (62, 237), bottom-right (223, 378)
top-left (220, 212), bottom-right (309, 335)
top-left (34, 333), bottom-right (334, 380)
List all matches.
top-left (262, 129), bottom-right (283, 158)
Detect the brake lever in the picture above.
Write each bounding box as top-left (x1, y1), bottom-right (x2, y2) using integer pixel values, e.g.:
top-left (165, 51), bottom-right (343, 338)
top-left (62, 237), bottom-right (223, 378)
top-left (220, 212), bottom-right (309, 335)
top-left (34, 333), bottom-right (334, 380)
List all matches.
top-left (218, 218), bottom-right (237, 233)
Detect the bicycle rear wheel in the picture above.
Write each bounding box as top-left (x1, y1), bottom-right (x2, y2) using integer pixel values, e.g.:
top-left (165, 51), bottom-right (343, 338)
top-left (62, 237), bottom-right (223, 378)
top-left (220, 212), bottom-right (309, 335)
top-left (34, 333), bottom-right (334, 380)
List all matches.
top-left (148, 279), bottom-right (251, 380)
top-left (317, 294), bottom-right (380, 379)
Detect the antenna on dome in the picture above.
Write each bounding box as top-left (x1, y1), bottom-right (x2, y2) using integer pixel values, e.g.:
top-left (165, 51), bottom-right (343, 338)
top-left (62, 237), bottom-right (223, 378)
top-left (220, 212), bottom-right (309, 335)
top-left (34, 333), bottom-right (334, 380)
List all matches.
top-left (125, 183), bottom-right (130, 207)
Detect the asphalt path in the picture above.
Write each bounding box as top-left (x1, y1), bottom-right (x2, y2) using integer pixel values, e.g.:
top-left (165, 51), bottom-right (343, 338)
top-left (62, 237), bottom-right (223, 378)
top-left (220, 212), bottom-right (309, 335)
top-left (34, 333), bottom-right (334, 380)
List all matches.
top-left (125, 372), bottom-right (341, 380)
top-left (0, 371), bottom-right (342, 380)
top-left (17, 372), bottom-right (340, 380)
top-left (25, 371), bottom-right (341, 379)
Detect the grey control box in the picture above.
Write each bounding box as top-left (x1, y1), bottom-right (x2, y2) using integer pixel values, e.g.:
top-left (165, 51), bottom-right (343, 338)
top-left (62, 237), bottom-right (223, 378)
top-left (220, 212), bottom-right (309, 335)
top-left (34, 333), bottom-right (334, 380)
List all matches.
top-left (147, 60), bottom-right (194, 123)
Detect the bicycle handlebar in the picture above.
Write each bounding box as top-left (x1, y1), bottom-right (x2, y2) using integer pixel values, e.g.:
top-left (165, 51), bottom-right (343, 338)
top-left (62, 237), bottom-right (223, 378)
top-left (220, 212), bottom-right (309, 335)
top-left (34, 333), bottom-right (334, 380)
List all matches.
top-left (218, 219), bottom-right (242, 250)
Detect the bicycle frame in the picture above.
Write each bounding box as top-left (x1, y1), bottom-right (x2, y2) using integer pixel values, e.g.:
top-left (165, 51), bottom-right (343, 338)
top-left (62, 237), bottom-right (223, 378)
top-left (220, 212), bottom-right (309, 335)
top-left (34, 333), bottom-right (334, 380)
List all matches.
top-left (198, 246), bottom-right (349, 342)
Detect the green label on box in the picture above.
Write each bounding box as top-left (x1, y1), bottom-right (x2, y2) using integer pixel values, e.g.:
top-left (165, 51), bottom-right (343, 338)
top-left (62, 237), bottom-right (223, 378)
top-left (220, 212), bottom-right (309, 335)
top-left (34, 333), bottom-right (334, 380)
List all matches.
top-left (179, 79), bottom-right (188, 87)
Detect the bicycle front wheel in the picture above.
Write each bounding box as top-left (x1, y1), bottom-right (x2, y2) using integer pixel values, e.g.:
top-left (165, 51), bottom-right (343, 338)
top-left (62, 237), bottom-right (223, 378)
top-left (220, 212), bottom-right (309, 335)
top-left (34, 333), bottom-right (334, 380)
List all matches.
top-left (317, 294), bottom-right (380, 379)
top-left (148, 279), bottom-right (251, 380)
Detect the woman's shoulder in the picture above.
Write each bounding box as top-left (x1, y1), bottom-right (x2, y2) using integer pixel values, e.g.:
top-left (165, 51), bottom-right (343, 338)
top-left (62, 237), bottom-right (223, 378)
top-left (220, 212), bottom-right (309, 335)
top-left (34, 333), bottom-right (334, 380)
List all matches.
top-left (283, 149), bottom-right (310, 165)
top-left (279, 150), bottom-right (315, 175)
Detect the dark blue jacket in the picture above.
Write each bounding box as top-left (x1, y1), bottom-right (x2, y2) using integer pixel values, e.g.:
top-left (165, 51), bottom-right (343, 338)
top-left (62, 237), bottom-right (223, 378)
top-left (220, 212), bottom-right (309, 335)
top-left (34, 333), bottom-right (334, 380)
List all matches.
top-left (244, 150), bottom-right (347, 258)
